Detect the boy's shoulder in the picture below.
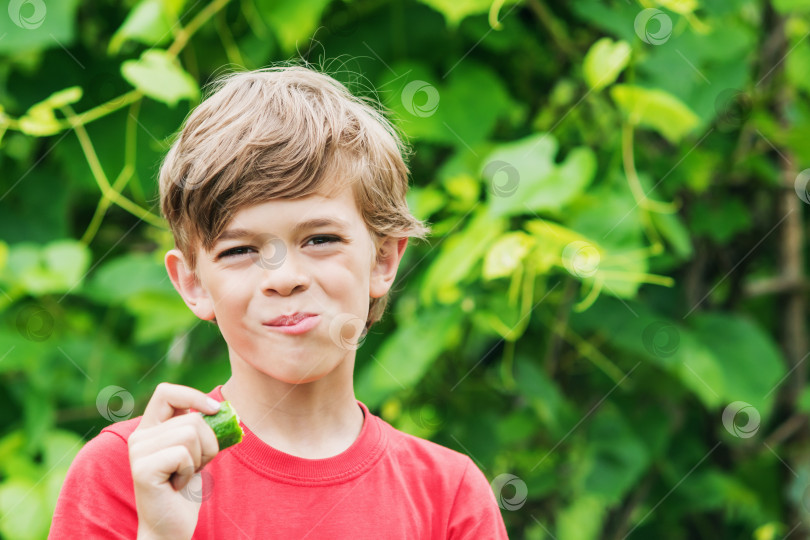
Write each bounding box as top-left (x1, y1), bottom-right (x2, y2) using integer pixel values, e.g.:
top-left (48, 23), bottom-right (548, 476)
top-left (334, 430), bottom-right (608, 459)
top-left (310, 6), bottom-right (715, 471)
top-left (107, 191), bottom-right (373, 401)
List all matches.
top-left (99, 415), bottom-right (144, 443)
top-left (376, 416), bottom-right (476, 474)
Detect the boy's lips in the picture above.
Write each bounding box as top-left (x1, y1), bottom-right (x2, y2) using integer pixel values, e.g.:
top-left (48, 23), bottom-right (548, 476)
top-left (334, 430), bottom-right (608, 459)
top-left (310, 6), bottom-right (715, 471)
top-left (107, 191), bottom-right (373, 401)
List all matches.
top-left (263, 314), bottom-right (320, 335)
top-left (264, 312), bottom-right (318, 326)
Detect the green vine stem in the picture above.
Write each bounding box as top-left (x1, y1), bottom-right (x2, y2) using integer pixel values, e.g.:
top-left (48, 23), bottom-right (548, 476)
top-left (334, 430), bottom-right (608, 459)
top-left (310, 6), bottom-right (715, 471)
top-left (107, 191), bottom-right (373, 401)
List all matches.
top-left (80, 100), bottom-right (143, 245)
top-left (500, 338), bottom-right (517, 390)
top-left (621, 122), bottom-right (679, 215)
top-left (216, 8), bottom-right (246, 67)
top-left (60, 104), bottom-right (166, 230)
top-left (537, 308), bottom-right (629, 387)
top-left (167, 0), bottom-right (233, 59)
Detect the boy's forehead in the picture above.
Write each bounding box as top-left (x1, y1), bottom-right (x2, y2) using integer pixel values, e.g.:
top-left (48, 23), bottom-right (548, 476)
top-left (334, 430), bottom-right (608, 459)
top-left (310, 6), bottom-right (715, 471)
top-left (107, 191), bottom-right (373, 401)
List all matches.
top-left (229, 186), bottom-right (358, 224)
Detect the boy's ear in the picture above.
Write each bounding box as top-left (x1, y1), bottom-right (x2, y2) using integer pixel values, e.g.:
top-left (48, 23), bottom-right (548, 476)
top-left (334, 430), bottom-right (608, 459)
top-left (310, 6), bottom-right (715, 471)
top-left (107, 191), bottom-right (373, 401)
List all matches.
top-left (164, 249), bottom-right (216, 321)
top-left (369, 237), bottom-right (408, 299)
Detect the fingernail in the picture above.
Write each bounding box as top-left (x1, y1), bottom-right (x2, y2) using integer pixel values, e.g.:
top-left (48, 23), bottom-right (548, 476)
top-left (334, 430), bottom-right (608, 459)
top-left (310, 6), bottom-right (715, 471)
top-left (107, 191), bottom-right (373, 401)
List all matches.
top-left (206, 398), bottom-right (221, 413)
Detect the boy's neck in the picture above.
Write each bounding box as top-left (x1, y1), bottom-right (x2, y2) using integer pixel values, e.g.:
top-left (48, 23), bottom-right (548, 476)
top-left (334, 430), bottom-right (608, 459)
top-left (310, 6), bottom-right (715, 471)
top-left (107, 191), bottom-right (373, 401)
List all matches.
top-left (220, 370), bottom-right (365, 460)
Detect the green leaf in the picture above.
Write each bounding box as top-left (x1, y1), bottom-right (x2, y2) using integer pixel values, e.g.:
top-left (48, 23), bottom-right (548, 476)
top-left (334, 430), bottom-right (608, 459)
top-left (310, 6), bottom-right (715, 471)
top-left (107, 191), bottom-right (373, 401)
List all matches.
top-left (42, 240), bottom-right (91, 290)
top-left (41, 429), bottom-right (85, 471)
top-left (650, 210), bottom-right (693, 259)
top-left (561, 181), bottom-right (655, 299)
top-left (380, 61), bottom-right (517, 148)
top-left (798, 386), bottom-right (810, 414)
top-left (583, 38), bottom-right (631, 92)
top-left (482, 231), bottom-right (535, 280)
top-left (82, 253), bottom-right (176, 304)
top-left (121, 49), bottom-right (199, 107)
top-left (785, 39), bottom-right (810, 95)
top-left (109, 0), bottom-right (185, 54)
top-left (124, 291), bottom-right (197, 343)
top-left (581, 405), bottom-right (649, 504)
top-left (18, 102), bottom-right (62, 137)
top-left (514, 355), bottom-right (571, 435)
top-left (419, 206), bottom-right (507, 305)
top-left (406, 186), bottom-right (447, 221)
top-left (256, 0), bottom-right (333, 52)
top-left (773, 0), bottom-right (810, 12)
top-left (43, 86), bottom-right (83, 108)
top-left (657, 0), bottom-right (699, 14)
top-left (610, 84), bottom-right (700, 143)
top-left (4, 240), bottom-right (91, 295)
top-left (569, 298), bottom-right (726, 408)
top-left (0, 0), bottom-right (81, 55)
top-left (355, 305), bottom-right (463, 408)
top-left (556, 495), bottom-right (606, 540)
top-left (0, 477), bottom-right (49, 540)
top-left (689, 198), bottom-right (752, 243)
top-left (690, 313), bottom-right (786, 419)
top-left (416, 0), bottom-right (520, 28)
top-left (481, 133), bottom-right (597, 217)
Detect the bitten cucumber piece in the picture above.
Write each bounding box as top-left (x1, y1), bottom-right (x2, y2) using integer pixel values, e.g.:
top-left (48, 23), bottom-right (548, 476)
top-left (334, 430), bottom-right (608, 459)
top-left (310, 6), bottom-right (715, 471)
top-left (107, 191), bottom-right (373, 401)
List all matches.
top-left (200, 400), bottom-right (243, 450)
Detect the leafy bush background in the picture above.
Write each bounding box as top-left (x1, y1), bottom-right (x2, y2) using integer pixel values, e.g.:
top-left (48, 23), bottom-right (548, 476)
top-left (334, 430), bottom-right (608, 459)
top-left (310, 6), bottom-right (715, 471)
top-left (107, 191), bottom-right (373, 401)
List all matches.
top-left (1, 0), bottom-right (809, 538)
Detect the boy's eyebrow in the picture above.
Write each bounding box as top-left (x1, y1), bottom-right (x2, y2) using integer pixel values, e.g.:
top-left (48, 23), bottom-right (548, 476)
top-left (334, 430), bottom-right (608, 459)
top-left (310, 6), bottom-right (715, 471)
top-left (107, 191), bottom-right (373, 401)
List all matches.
top-left (215, 217), bottom-right (352, 243)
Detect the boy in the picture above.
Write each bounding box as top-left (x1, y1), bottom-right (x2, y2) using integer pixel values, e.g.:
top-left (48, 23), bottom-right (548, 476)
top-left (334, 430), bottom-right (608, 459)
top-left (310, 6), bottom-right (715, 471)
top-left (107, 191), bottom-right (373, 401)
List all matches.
top-left (49, 65), bottom-right (509, 539)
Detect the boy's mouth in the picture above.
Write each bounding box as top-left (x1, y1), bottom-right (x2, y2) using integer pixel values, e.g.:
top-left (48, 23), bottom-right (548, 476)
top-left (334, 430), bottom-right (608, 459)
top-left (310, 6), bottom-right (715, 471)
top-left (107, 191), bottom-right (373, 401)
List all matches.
top-left (263, 313), bottom-right (320, 335)
top-left (264, 312), bottom-right (318, 327)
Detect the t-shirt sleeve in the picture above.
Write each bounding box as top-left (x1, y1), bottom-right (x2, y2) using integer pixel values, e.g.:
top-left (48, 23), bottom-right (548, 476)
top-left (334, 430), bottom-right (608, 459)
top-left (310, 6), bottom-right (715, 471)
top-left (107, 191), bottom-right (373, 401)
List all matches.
top-left (446, 457), bottom-right (510, 539)
top-left (48, 430), bottom-right (138, 539)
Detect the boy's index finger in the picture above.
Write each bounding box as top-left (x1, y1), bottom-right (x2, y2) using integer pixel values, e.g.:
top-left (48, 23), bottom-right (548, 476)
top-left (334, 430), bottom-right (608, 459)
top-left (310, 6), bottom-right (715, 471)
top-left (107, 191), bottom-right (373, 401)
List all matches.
top-left (139, 382), bottom-right (221, 429)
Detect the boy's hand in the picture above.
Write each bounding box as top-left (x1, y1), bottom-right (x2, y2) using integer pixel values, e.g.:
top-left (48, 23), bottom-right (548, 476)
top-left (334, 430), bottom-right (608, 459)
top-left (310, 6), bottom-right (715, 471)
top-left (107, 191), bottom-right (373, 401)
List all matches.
top-left (128, 382), bottom-right (222, 540)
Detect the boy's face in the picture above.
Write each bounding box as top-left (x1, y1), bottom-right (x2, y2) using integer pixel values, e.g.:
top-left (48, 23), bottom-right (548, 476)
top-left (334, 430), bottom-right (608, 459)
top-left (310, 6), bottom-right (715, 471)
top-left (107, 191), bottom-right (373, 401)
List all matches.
top-left (165, 183), bottom-right (407, 385)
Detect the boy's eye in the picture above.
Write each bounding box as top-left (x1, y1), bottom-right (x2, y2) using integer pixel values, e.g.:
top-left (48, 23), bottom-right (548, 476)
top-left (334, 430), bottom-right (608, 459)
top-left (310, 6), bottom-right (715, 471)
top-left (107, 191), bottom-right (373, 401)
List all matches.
top-left (306, 235), bottom-right (343, 247)
top-left (217, 236), bottom-right (342, 259)
top-left (218, 246), bottom-right (255, 259)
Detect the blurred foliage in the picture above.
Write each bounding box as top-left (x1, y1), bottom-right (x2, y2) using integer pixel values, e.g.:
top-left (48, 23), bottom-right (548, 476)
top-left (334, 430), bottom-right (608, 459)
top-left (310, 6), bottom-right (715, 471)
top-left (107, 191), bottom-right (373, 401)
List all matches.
top-left (0, 0), bottom-right (809, 538)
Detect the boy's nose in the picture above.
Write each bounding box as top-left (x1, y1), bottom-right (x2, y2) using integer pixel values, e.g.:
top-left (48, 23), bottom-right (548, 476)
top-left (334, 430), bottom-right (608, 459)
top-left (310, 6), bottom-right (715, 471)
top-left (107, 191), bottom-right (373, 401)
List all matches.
top-left (256, 248), bottom-right (311, 296)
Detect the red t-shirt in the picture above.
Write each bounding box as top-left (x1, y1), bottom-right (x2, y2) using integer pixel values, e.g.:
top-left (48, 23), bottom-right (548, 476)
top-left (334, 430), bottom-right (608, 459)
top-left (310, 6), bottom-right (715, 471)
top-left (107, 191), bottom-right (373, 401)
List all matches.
top-left (48, 385), bottom-right (509, 539)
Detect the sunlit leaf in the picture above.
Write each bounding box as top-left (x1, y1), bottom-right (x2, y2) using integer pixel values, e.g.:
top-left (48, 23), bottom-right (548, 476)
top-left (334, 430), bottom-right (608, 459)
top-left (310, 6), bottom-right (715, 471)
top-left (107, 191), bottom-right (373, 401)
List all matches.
top-left (583, 37), bottom-right (631, 91)
top-left (121, 49), bottom-right (199, 107)
top-left (256, 0), bottom-right (333, 52)
top-left (0, 477), bottom-right (49, 540)
top-left (482, 231), bottom-right (535, 280)
top-left (355, 305), bottom-right (463, 408)
top-left (0, 0), bottom-right (81, 54)
top-left (109, 0), bottom-right (189, 54)
top-left (481, 133), bottom-right (597, 217)
top-left (611, 84), bottom-right (700, 143)
top-left (416, 0), bottom-right (520, 28)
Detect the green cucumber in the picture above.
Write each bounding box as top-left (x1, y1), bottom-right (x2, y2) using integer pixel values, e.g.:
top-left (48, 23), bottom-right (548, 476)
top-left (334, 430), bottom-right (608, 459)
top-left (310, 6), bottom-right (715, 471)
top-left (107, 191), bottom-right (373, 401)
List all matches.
top-left (200, 400), bottom-right (244, 451)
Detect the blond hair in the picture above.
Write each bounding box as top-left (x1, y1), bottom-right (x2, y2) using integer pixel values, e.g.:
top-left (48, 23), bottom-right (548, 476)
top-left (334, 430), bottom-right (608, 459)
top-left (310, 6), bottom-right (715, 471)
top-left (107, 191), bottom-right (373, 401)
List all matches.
top-left (158, 64), bottom-right (431, 334)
